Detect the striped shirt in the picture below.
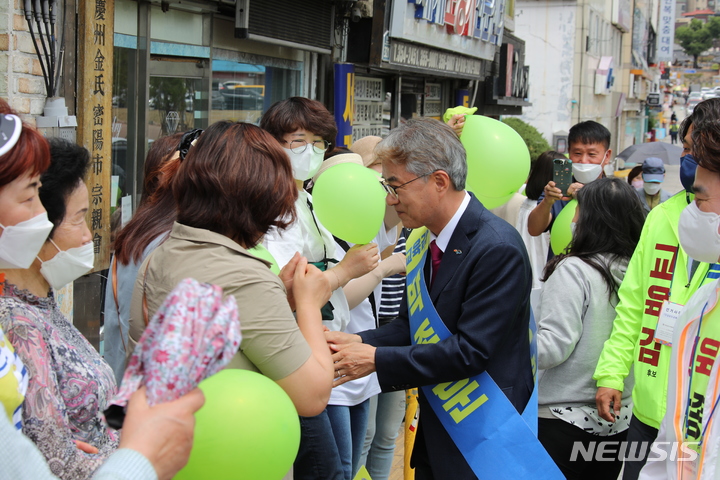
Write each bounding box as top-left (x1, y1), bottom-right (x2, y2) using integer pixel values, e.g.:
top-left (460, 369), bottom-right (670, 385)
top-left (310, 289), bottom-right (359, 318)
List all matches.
top-left (378, 229), bottom-right (408, 323)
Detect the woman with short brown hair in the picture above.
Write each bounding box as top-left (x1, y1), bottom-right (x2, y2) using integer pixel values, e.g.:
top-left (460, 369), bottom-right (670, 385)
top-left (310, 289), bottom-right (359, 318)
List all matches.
top-left (261, 98), bottom-right (381, 480)
top-left (173, 121), bottom-right (297, 245)
top-left (128, 121), bottom-right (334, 420)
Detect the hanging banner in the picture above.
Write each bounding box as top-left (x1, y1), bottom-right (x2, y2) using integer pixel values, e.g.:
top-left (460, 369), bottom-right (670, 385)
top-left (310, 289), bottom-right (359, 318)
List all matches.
top-left (334, 63), bottom-right (355, 149)
top-left (656, 0), bottom-right (675, 62)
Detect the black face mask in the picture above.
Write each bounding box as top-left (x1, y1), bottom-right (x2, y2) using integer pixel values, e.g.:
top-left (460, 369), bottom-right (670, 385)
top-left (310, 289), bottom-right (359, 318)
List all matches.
top-left (680, 154), bottom-right (698, 193)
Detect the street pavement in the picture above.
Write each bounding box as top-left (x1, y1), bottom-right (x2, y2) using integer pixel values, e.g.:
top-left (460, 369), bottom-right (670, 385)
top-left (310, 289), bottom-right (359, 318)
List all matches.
top-left (657, 110), bottom-right (685, 196)
top-left (657, 145), bottom-right (683, 197)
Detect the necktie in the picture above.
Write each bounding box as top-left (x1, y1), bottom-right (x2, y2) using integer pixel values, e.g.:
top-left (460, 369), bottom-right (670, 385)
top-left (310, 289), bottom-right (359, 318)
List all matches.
top-left (429, 240), bottom-right (443, 287)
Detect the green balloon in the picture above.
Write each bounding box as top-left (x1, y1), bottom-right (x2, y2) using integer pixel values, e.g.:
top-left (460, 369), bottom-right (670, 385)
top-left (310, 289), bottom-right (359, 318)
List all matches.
top-left (312, 162), bottom-right (386, 244)
top-left (248, 244), bottom-right (280, 275)
top-left (550, 200), bottom-right (578, 255)
top-left (460, 115), bottom-right (531, 199)
top-left (476, 191), bottom-right (515, 210)
top-left (174, 370), bottom-right (300, 480)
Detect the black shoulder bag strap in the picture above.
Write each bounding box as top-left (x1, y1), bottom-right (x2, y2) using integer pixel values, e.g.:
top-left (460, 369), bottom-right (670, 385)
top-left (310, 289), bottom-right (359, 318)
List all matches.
top-left (333, 235), bottom-right (378, 327)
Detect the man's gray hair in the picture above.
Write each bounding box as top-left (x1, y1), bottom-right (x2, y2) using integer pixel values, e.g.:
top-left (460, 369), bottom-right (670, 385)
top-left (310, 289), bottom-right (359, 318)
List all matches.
top-left (376, 117), bottom-right (467, 190)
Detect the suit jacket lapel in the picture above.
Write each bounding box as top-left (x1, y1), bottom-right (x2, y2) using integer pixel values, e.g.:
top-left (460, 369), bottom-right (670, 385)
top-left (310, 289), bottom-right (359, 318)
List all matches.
top-left (430, 195), bottom-right (484, 302)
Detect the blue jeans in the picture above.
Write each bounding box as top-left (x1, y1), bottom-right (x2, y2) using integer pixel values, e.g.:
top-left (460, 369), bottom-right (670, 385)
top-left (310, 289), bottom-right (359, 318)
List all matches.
top-left (359, 391), bottom-right (406, 480)
top-left (294, 410), bottom-right (344, 480)
top-left (326, 400), bottom-right (371, 480)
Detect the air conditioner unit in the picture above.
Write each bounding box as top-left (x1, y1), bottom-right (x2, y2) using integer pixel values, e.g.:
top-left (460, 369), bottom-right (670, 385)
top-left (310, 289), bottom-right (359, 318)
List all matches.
top-left (595, 73), bottom-right (609, 95)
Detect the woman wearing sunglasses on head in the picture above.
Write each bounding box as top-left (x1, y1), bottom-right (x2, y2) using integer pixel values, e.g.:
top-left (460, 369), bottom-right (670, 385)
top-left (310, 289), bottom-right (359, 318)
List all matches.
top-left (0, 100), bottom-right (208, 480)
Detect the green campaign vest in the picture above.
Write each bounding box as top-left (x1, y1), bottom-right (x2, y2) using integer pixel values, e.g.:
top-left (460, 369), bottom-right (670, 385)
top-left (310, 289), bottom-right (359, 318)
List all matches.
top-left (594, 192), bottom-right (720, 428)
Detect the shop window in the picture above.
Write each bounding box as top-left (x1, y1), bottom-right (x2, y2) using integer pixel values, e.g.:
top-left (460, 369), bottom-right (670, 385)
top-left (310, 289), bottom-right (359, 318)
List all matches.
top-left (210, 58), bottom-right (301, 125)
top-left (148, 77), bottom-right (200, 137)
top-left (111, 46), bottom-right (133, 207)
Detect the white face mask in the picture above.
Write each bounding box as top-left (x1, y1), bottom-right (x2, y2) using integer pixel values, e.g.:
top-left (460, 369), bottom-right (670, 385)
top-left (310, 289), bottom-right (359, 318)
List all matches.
top-left (38, 240), bottom-right (95, 289)
top-left (631, 179), bottom-right (644, 189)
top-left (572, 163), bottom-right (603, 184)
top-left (678, 201), bottom-right (720, 264)
top-left (572, 151), bottom-right (608, 184)
top-left (643, 182), bottom-right (662, 196)
top-left (0, 212), bottom-right (54, 269)
top-left (284, 147), bottom-right (324, 181)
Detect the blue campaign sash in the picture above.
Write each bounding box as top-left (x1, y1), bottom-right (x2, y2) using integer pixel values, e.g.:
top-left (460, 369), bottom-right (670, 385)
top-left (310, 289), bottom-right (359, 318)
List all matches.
top-left (406, 228), bottom-right (562, 478)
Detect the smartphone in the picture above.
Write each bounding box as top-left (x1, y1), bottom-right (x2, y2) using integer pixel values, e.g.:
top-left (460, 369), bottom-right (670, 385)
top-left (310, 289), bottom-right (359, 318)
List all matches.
top-left (553, 158), bottom-right (573, 196)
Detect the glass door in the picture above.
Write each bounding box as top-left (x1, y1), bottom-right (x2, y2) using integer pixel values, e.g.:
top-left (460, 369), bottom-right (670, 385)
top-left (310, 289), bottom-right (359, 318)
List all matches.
top-left (111, 53), bottom-right (210, 209)
top-left (147, 58), bottom-right (209, 142)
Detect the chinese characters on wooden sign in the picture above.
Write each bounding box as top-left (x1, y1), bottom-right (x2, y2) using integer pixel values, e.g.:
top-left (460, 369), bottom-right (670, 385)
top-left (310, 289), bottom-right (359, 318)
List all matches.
top-left (78, 0), bottom-right (114, 270)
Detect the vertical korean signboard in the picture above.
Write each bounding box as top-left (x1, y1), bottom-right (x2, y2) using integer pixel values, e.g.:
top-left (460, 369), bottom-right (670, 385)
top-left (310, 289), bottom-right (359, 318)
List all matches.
top-left (334, 63), bottom-right (355, 148)
top-left (656, 0), bottom-right (675, 62)
top-left (78, 0), bottom-right (113, 270)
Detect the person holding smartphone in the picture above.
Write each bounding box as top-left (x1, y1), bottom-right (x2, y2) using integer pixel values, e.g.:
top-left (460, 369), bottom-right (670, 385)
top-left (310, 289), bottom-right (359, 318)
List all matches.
top-left (514, 151), bottom-right (565, 314)
top-left (527, 121), bottom-right (613, 258)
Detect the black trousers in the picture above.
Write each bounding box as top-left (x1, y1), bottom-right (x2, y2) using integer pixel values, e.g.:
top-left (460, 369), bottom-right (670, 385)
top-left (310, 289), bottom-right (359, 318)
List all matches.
top-left (621, 415), bottom-right (659, 480)
top-left (539, 417), bottom-right (628, 480)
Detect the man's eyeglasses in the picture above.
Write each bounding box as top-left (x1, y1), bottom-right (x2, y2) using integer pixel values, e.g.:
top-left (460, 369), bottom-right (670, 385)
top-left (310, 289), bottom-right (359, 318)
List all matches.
top-left (380, 171), bottom-right (437, 198)
top-left (285, 139), bottom-right (331, 154)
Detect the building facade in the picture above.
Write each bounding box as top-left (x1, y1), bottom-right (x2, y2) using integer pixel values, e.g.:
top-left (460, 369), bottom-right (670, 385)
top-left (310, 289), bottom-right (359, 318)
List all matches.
top-left (515, 0), bottom-right (664, 155)
top-left (340, 0), bottom-right (523, 147)
top-left (1, 0), bottom-right (522, 344)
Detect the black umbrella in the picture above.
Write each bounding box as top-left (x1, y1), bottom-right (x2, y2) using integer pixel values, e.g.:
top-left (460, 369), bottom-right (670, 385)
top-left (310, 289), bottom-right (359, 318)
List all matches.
top-left (616, 142), bottom-right (683, 165)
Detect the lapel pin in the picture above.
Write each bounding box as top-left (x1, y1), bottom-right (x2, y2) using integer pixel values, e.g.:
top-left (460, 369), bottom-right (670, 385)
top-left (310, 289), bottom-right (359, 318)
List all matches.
top-left (454, 249), bottom-right (462, 255)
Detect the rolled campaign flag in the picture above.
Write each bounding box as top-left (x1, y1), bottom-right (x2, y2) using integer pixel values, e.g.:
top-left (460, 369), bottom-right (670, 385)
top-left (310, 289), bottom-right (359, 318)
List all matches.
top-left (104, 278), bottom-right (241, 428)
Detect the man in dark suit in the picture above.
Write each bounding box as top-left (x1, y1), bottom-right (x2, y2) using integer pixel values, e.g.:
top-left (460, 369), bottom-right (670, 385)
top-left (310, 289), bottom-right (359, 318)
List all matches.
top-left (327, 117), bottom-right (534, 479)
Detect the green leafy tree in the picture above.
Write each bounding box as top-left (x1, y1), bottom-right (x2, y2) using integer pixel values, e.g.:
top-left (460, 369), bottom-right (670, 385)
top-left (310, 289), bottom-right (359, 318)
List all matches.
top-left (707, 16), bottom-right (720, 38)
top-left (675, 19), bottom-right (714, 68)
top-left (502, 117), bottom-right (552, 162)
